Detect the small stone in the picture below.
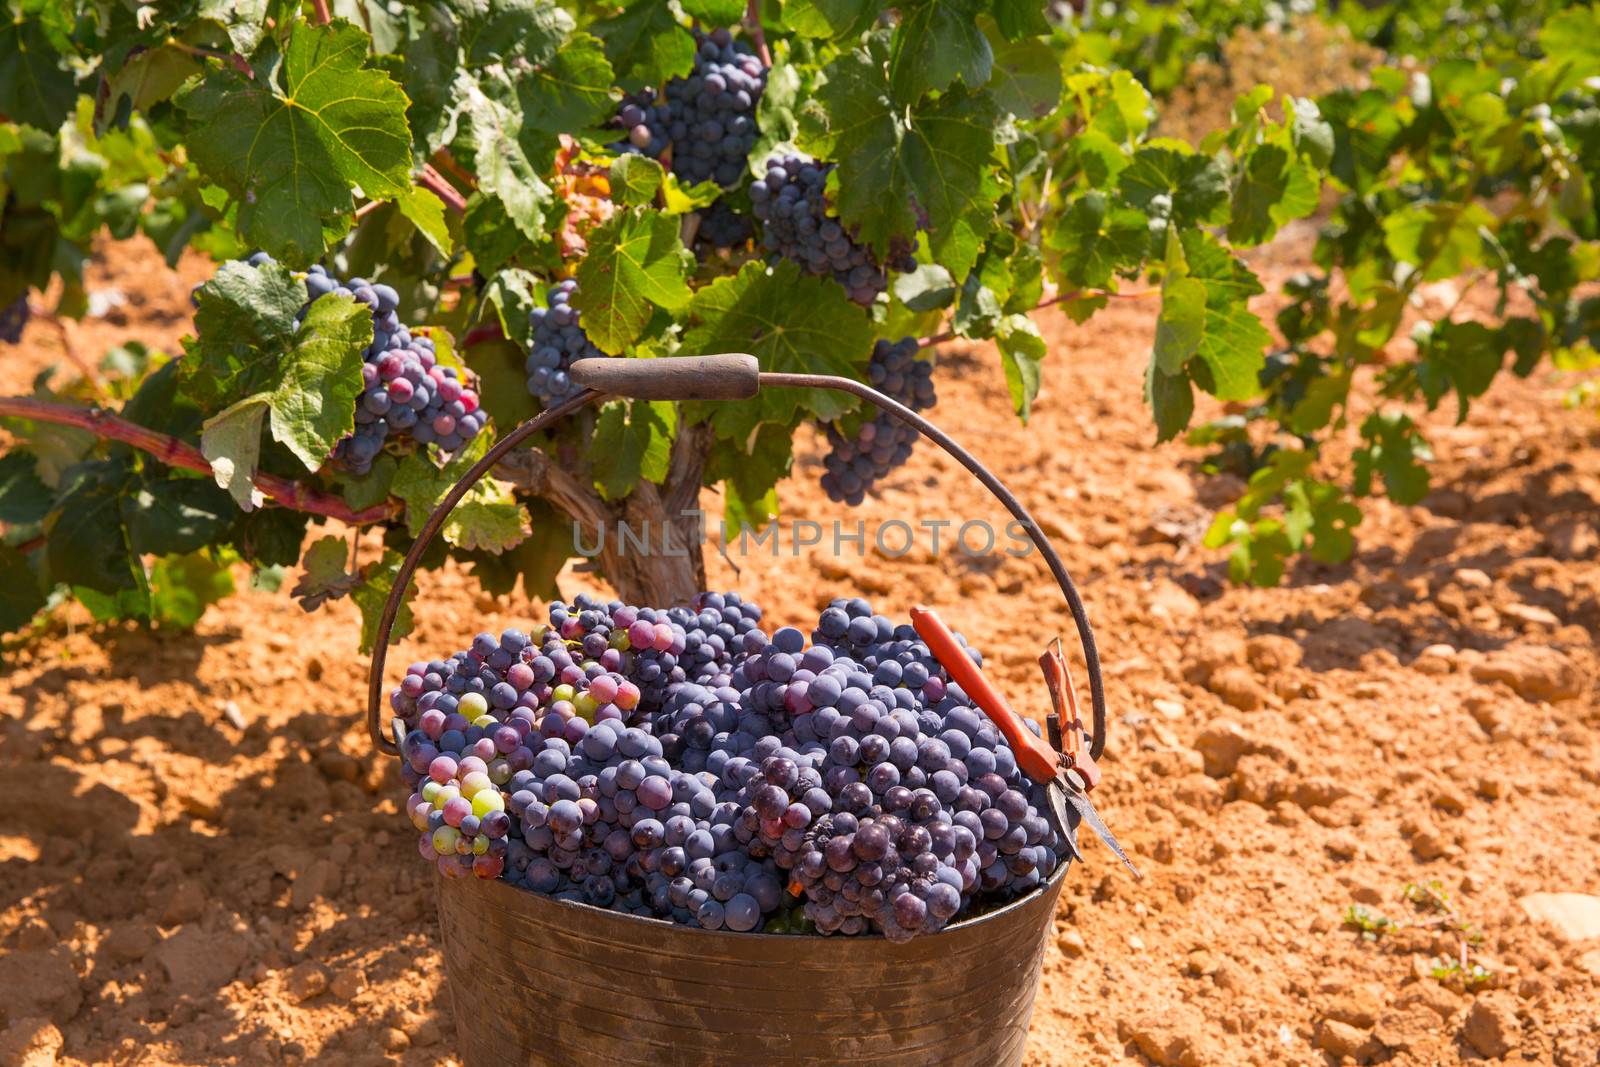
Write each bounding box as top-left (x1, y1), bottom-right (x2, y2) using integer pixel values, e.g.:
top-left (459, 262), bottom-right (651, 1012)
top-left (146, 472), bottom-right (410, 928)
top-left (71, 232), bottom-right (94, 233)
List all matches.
top-left (0, 1017), bottom-right (64, 1067)
top-left (1577, 948), bottom-right (1600, 977)
top-left (1056, 928), bottom-right (1087, 957)
top-left (284, 961), bottom-right (329, 1003)
top-left (0, 951), bottom-right (82, 1024)
top-left (1193, 721), bottom-right (1249, 777)
top-left (103, 923), bottom-right (158, 964)
top-left (1461, 993), bottom-right (1520, 1058)
top-left (1324, 832), bottom-right (1360, 860)
top-left (1455, 568), bottom-right (1493, 589)
top-left (1152, 698), bottom-right (1185, 720)
top-left (1547, 518), bottom-right (1598, 560)
top-left (1118, 1009), bottom-right (1207, 1067)
top-left (1231, 754), bottom-right (1289, 806)
top-left (222, 700), bottom-right (246, 730)
top-left (1184, 950), bottom-right (1218, 977)
top-left (412, 1018), bottom-right (442, 1048)
top-left (1500, 603), bottom-right (1560, 627)
top-left (1475, 776), bottom-right (1503, 800)
top-left (1432, 787), bottom-right (1468, 816)
top-left (315, 748), bottom-right (362, 784)
top-left (15, 918), bottom-right (54, 952)
top-left (1470, 644), bottom-right (1585, 703)
top-left (173, 786), bottom-right (223, 823)
top-left (155, 926), bottom-right (247, 996)
top-left (1399, 981), bottom-right (1462, 1020)
top-left (1206, 666), bottom-right (1269, 711)
top-left (1518, 892), bottom-right (1600, 942)
top-left (1245, 634), bottom-right (1301, 673)
top-left (161, 880), bottom-right (206, 926)
top-left (1211, 960), bottom-right (1244, 991)
top-left (291, 859), bottom-right (343, 911)
top-left (1314, 1019), bottom-right (1378, 1060)
top-left (330, 968), bottom-right (367, 1001)
top-left (380, 1028), bottom-right (410, 1052)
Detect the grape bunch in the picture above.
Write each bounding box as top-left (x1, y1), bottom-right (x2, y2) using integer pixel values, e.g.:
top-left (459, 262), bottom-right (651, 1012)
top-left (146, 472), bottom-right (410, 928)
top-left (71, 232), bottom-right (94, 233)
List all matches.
top-left (820, 338), bottom-right (937, 505)
top-left (694, 200), bottom-right (755, 253)
top-left (613, 28), bottom-right (766, 188)
top-left (525, 279), bottom-right (603, 410)
top-left (239, 253), bottom-right (486, 474)
top-left (751, 154), bottom-right (918, 306)
top-left (389, 590), bottom-right (1072, 940)
top-left (0, 292), bottom-right (28, 344)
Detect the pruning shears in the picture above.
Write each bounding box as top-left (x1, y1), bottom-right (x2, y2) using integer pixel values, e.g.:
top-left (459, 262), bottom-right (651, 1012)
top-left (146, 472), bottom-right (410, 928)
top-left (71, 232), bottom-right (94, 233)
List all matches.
top-left (911, 606), bottom-right (1142, 880)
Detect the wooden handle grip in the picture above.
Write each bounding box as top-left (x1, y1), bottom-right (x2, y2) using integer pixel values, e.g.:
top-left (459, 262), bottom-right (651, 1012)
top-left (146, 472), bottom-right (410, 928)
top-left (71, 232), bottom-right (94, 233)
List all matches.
top-left (568, 354), bottom-right (760, 400)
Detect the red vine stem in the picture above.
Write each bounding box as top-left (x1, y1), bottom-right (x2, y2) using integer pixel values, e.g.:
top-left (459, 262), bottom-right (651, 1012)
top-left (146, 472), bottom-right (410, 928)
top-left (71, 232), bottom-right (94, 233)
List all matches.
top-left (743, 0), bottom-right (772, 67)
top-left (917, 287), bottom-right (1160, 348)
top-left (165, 39), bottom-right (254, 78)
top-left (0, 396), bottom-right (399, 526)
top-left (310, 0), bottom-right (332, 26)
top-left (418, 165), bottom-right (468, 214)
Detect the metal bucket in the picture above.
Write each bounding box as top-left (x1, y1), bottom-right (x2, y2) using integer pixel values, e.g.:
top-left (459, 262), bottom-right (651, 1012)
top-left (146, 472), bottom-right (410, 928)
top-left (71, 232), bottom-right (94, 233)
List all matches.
top-left (435, 865), bottom-right (1068, 1066)
top-left (366, 356), bottom-right (1115, 1066)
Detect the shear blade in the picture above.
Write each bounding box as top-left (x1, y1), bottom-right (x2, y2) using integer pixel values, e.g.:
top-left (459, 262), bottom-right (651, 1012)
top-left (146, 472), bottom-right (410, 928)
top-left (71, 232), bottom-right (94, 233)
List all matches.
top-left (1058, 784), bottom-right (1144, 881)
top-left (1046, 786), bottom-right (1086, 864)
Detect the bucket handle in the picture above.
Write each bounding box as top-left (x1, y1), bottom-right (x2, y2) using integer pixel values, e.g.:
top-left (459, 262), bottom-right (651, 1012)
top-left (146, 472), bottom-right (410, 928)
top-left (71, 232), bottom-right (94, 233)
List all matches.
top-left (366, 353), bottom-right (1109, 763)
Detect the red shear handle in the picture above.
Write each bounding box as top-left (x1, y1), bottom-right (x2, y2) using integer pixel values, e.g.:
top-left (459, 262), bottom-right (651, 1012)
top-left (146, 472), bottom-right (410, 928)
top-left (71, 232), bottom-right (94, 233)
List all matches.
top-left (910, 606), bottom-right (1061, 785)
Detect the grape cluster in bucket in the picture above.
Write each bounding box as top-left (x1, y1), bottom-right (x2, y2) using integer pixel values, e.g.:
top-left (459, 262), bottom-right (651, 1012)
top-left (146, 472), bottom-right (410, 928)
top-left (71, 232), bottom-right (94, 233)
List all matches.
top-left (392, 593), bottom-right (1070, 941)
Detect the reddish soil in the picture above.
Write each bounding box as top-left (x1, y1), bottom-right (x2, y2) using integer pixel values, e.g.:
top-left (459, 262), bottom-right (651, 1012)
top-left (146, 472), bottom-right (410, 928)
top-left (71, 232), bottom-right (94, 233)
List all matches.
top-left (2, 233), bottom-right (1598, 1067)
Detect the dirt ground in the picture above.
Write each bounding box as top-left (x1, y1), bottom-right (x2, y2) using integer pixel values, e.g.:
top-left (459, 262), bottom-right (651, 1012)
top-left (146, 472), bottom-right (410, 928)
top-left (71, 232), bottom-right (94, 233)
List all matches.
top-left (1, 230), bottom-right (1598, 1067)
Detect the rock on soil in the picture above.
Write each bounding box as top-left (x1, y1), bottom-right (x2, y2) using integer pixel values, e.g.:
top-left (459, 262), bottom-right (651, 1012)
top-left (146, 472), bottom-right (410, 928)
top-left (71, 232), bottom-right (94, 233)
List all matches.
top-left (0, 951), bottom-right (82, 1025)
top-left (1206, 665), bottom-right (1269, 711)
top-left (1118, 1008), bottom-right (1211, 1067)
top-left (1517, 893), bottom-right (1600, 942)
top-left (1469, 644), bottom-right (1584, 702)
top-left (154, 926), bottom-right (248, 997)
top-left (1193, 721), bottom-right (1249, 777)
top-left (0, 1018), bottom-right (64, 1067)
top-left (1313, 1018), bottom-right (1379, 1061)
top-left (1461, 993), bottom-right (1521, 1058)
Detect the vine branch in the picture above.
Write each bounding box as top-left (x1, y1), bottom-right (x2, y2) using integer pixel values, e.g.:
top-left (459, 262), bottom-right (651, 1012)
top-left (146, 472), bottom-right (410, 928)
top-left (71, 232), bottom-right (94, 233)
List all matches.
top-left (310, 0), bottom-right (332, 26)
top-left (743, 0), bottom-right (772, 67)
top-left (0, 396), bottom-right (400, 526)
top-left (917, 287), bottom-right (1160, 348)
top-left (418, 164), bottom-right (468, 214)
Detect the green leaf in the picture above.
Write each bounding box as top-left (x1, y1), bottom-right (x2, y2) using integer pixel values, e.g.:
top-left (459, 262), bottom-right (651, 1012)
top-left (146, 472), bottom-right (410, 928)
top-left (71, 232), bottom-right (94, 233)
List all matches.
top-left (1145, 359), bottom-right (1194, 443)
top-left (0, 543), bottom-right (46, 634)
top-left (1382, 202), bottom-right (1495, 282)
top-left (593, 0), bottom-right (696, 91)
top-left (294, 531), bottom-right (360, 607)
top-left (178, 20), bottom-right (413, 264)
top-left (1047, 192), bottom-right (1146, 289)
top-left (1353, 412), bottom-right (1431, 505)
top-left (46, 461), bottom-right (146, 604)
top-left (458, 75), bottom-right (557, 242)
top-left (180, 261), bottom-right (306, 408)
top-left (102, 46), bottom-right (203, 133)
top-left (516, 31), bottom-right (617, 140)
top-left (587, 398), bottom-right (678, 500)
top-left (1416, 320), bottom-right (1506, 422)
top-left (953, 274), bottom-right (1002, 339)
top-left (986, 33), bottom-right (1061, 121)
top-left (781, 0), bottom-right (878, 40)
top-left (799, 42), bottom-right (998, 281)
top-left (573, 208), bottom-right (693, 354)
top-left (893, 264), bottom-right (958, 311)
top-left (0, 451), bottom-right (51, 525)
top-left (200, 399), bottom-right (267, 510)
top-left (1288, 97), bottom-right (1334, 169)
top-left (683, 259), bottom-right (874, 441)
top-left (995, 314), bottom-right (1045, 422)
top-left (681, 0), bottom-right (745, 24)
top-left (395, 185), bottom-right (453, 257)
top-left (266, 294), bottom-right (373, 470)
top-left (465, 498), bottom-right (569, 601)
top-left (120, 475), bottom-right (235, 557)
top-left (1228, 144), bottom-right (1296, 247)
top-left (148, 551), bottom-right (234, 629)
top-left (341, 453), bottom-right (399, 513)
top-left (0, 14), bottom-right (76, 130)
top-left (460, 0), bottom-right (572, 66)
top-left (891, 0), bottom-right (993, 99)
top-left (610, 154), bottom-right (665, 207)
top-left (1177, 230), bottom-right (1271, 402)
top-left (1153, 276), bottom-right (1206, 375)
top-left (353, 549), bottom-right (415, 654)
top-left (392, 436), bottom-right (531, 553)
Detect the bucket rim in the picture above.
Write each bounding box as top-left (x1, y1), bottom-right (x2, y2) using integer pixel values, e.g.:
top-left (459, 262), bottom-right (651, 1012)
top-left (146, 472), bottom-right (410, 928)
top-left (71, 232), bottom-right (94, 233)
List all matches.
top-left (441, 859), bottom-right (1070, 944)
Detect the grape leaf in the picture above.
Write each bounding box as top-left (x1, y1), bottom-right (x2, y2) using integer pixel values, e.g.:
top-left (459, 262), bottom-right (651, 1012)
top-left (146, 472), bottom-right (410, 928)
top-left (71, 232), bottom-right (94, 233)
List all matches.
top-left (680, 0), bottom-right (745, 25)
top-left (1416, 320), bottom-right (1506, 421)
top-left (392, 436), bottom-right (531, 553)
top-left (799, 41), bottom-right (999, 281)
top-left (592, 0), bottom-right (696, 91)
top-left (1153, 276), bottom-right (1206, 374)
top-left (990, 0), bottom-right (1050, 39)
top-left (572, 208), bottom-right (693, 354)
top-left (291, 534), bottom-right (356, 610)
top-left (179, 261), bottom-right (306, 408)
top-left (891, 0), bottom-right (993, 100)
top-left (781, 0), bottom-right (877, 39)
top-left (587, 399), bottom-right (678, 501)
top-left (1228, 144), bottom-right (1303, 247)
top-left (102, 47), bottom-right (203, 133)
top-left (148, 551), bottom-right (234, 629)
top-left (1353, 412), bottom-right (1431, 505)
top-left (46, 461), bottom-right (147, 604)
top-left (610, 154), bottom-right (665, 207)
top-left (200, 400), bottom-right (267, 510)
top-left (515, 31), bottom-right (617, 140)
top-left (893, 264), bottom-right (957, 311)
top-left (1119, 147), bottom-right (1228, 226)
top-left (0, 13), bottom-right (76, 130)
top-left (1047, 192), bottom-right (1147, 289)
top-left (0, 543), bottom-right (46, 634)
top-left (397, 3), bottom-right (463, 153)
top-left (395, 186), bottom-right (453, 257)
top-left (120, 475), bottom-right (235, 556)
top-left (683, 259), bottom-right (873, 440)
top-left (354, 549), bottom-right (415, 653)
top-left (1145, 360), bottom-right (1194, 443)
top-left (178, 21), bottom-right (413, 264)
top-left (465, 497), bottom-right (569, 601)
top-left (459, 0), bottom-right (572, 65)
top-left (995, 313), bottom-right (1045, 422)
top-left (1382, 202), bottom-right (1495, 282)
top-left (458, 74), bottom-right (557, 241)
top-left (0, 451), bottom-right (51, 525)
top-left (986, 33), bottom-right (1062, 120)
top-left (1176, 230), bottom-right (1270, 402)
